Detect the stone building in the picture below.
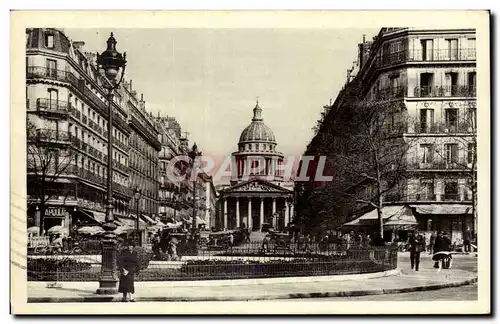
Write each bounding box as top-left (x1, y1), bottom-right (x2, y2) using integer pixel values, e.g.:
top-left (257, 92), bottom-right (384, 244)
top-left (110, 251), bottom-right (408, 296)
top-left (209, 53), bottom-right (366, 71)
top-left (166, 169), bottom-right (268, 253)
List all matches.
top-left (25, 28), bottom-right (160, 236)
top-left (299, 28), bottom-right (477, 242)
top-left (217, 101), bottom-right (294, 232)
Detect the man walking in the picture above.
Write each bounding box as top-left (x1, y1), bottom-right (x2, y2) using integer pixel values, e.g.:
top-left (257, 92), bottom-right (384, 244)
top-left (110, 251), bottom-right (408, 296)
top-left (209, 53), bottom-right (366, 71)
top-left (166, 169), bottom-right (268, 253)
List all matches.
top-left (408, 231), bottom-right (425, 271)
top-left (463, 226), bottom-right (472, 254)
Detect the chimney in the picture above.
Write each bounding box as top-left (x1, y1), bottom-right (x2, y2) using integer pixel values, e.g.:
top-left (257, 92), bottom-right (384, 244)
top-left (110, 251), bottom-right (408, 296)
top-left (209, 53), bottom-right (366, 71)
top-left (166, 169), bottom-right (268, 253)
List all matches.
top-left (362, 34), bottom-right (366, 43)
top-left (73, 41), bottom-right (85, 50)
top-left (141, 93), bottom-right (144, 102)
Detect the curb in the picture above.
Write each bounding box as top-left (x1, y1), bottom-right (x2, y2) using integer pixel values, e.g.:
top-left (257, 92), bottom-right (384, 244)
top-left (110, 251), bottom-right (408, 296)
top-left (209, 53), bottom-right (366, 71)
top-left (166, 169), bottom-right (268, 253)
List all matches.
top-left (27, 276), bottom-right (477, 303)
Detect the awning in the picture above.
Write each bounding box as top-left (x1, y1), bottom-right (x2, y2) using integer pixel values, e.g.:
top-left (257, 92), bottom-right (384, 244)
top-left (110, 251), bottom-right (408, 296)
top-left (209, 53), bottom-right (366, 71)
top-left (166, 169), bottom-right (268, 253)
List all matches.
top-left (117, 216), bottom-right (147, 230)
top-left (410, 204), bottom-right (473, 215)
top-left (92, 211), bottom-right (106, 223)
top-left (140, 214), bottom-right (156, 225)
top-left (343, 205), bottom-right (416, 228)
top-left (196, 216), bottom-right (206, 225)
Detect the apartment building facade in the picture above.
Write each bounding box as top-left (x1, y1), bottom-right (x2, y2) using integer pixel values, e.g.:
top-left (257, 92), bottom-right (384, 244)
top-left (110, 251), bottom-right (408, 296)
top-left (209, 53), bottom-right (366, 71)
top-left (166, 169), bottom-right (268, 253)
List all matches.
top-left (299, 28), bottom-right (477, 242)
top-left (26, 28), bottom-right (161, 235)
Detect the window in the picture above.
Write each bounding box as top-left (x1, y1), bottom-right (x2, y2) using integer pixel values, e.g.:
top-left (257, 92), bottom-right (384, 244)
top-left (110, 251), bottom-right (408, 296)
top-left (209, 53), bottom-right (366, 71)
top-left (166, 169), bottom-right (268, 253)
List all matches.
top-left (445, 72), bottom-right (459, 96)
top-left (444, 181), bottom-right (459, 201)
top-left (419, 73), bottom-right (434, 96)
top-left (445, 143), bottom-right (459, 165)
top-left (467, 143), bottom-right (476, 164)
top-left (445, 109), bottom-right (458, 131)
top-left (420, 144), bottom-right (434, 164)
top-left (421, 39), bottom-right (434, 61)
top-left (420, 179), bottom-right (435, 200)
top-left (47, 88), bottom-right (58, 107)
top-left (44, 33), bottom-right (54, 48)
top-left (419, 109), bottom-right (434, 133)
top-left (446, 39), bottom-right (459, 60)
top-left (467, 38), bottom-right (476, 59)
top-left (46, 59), bottom-right (57, 78)
top-left (467, 108), bottom-right (477, 129)
top-left (467, 72), bottom-right (476, 96)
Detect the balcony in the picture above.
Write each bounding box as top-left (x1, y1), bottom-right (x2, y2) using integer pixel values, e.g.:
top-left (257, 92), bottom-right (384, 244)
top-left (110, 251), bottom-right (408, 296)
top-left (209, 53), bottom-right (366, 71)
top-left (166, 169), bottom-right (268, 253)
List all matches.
top-left (443, 193), bottom-right (460, 201)
top-left (88, 119), bottom-right (103, 135)
top-left (29, 98), bottom-right (69, 116)
top-left (415, 194), bottom-right (437, 201)
top-left (412, 122), bottom-right (474, 134)
top-left (28, 129), bottom-right (70, 144)
top-left (113, 137), bottom-right (129, 152)
top-left (408, 161), bottom-right (465, 170)
top-left (412, 85), bottom-right (476, 98)
top-left (113, 160), bottom-right (129, 174)
top-left (26, 66), bottom-right (79, 85)
top-left (373, 86), bottom-right (407, 100)
top-left (68, 106), bottom-right (81, 120)
top-left (375, 48), bottom-right (476, 69)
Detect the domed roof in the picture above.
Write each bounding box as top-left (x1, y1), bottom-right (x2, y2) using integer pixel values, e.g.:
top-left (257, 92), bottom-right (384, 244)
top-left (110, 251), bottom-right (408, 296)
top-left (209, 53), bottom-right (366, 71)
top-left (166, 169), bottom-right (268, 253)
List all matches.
top-left (238, 101), bottom-right (276, 144)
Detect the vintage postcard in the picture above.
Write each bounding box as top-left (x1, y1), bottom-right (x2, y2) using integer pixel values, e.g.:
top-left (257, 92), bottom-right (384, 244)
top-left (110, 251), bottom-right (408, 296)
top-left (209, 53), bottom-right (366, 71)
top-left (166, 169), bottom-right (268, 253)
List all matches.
top-left (10, 10), bottom-right (490, 315)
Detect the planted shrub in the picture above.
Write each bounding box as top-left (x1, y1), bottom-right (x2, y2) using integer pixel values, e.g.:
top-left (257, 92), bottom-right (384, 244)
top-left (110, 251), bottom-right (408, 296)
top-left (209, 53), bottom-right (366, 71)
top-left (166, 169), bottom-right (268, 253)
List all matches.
top-left (27, 257), bottom-right (94, 281)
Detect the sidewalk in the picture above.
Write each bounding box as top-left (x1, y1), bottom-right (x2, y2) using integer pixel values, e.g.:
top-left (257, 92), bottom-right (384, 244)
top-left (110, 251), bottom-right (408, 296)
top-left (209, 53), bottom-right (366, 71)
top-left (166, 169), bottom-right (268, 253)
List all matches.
top-left (27, 254), bottom-right (477, 302)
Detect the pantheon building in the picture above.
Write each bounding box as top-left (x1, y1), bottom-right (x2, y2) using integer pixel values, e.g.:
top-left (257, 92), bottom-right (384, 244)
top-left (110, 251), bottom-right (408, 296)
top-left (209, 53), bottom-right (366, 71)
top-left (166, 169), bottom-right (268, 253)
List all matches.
top-left (217, 101), bottom-right (294, 232)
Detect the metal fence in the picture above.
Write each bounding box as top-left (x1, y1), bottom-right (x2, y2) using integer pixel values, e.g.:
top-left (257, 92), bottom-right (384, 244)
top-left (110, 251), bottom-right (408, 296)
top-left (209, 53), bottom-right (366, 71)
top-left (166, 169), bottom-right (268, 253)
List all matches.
top-left (27, 242), bottom-right (398, 281)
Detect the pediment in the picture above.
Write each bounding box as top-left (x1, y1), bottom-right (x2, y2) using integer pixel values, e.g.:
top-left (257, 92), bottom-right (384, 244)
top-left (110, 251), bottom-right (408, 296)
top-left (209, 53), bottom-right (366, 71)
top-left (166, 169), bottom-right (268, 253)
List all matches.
top-left (222, 179), bottom-right (292, 193)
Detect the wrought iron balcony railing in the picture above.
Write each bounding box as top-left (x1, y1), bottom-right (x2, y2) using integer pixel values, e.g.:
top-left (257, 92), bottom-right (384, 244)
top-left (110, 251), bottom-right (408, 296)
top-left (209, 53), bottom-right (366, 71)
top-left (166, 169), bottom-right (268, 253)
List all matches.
top-left (375, 48), bottom-right (476, 69)
top-left (412, 85), bottom-right (476, 98)
top-left (28, 129), bottom-right (70, 143)
top-left (29, 98), bottom-right (69, 115)
top-left (415, 194), bottom-right (437, 201)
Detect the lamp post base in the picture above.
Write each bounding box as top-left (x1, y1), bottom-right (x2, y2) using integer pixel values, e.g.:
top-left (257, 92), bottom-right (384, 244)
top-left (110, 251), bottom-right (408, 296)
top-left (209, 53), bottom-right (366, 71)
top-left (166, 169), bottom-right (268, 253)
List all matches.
top-left (96, 230), bottom-right (119, 295)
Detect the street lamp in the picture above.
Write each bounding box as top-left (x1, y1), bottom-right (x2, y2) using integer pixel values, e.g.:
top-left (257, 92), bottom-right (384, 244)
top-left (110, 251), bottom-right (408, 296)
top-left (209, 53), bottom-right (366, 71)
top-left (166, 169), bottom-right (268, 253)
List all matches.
top-left (188, 143), bottom-right (201, 252)
top-left (134, 188), bottom-right (142, 246)
top-left (95, 32), bottom-right (127, 295)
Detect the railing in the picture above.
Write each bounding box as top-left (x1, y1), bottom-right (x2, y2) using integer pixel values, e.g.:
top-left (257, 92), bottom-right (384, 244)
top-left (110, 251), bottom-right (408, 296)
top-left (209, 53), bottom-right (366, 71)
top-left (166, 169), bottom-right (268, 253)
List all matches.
top-left (82, 115), bottom-right (88, 125)
top-left (27, 65), bottom-right (130, 135)
top-left (68, 106), bottom-right (81, 120)
top-left (375, 48), bottom-right (476, 69)
top-left (113, 160), bottom-right (129, 174)
top-left (88, 120), bottom-right (103, 135)
top-left (415, 194), bottom-right (437, 201)
top-left (443, 193), bottom-right (460, 201)
top-left (412, 85), bottom-right (476, 98)
top-left (373, 86), bottom-right (407, 100)
top-left (408, 161), bottom-right (464, 170)
top-left (27, 243), bottom-right (398, 281)
top-left (30, 98), bottom-right (69, 115)
top-left (412, 122), bottom-right (473, 134)
top-left (28, 129), bottom-right (70, 143)
top-left (384, 192), bottom-right (404, 202)
top-left (112, 182), bottom-right (131, 196)
top-left (113, 137), bottom-right (129, 152)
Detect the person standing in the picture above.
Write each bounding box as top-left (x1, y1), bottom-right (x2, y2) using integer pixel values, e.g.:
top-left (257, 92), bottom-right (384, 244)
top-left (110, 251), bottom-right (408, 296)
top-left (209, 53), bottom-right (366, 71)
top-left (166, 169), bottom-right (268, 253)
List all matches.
top-left (429, 231), bottom-right (437, 254)
top-left (463, 226), bottom-right (472, 254)
top-left (408, 231), bottom-right (425, 271)
top-left (118, 240), bottom-right (139, 302)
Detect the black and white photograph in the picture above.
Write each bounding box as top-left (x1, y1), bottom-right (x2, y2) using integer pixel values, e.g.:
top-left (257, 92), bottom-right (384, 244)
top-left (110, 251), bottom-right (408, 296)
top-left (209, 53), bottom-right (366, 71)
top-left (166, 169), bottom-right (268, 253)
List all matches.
top-left (9, 10), bottom-right (490, 315)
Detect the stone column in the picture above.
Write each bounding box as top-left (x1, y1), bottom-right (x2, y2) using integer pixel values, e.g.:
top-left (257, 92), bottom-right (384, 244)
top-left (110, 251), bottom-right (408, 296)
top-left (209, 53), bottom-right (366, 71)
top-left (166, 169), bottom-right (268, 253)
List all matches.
top-left (223, 198), bottom-right (228, 230)
top-left (236, 197), bottom-right (240, 229)
top-left (284, 202), bottom-right (290, 228)
top-left (290, 203), bottom-right (294, 224)
top-left (272, 198), bottom-right (277, 228)
top-left (248, 198), bottom-right (253, 231)
top-left (260, 197), bottom-right (264, 231)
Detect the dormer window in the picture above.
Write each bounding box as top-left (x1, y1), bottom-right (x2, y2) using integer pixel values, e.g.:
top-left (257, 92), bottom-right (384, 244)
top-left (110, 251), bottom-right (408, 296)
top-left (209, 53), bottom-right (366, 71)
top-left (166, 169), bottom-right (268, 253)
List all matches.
top-left (45, 33), bottom-right (54, 49)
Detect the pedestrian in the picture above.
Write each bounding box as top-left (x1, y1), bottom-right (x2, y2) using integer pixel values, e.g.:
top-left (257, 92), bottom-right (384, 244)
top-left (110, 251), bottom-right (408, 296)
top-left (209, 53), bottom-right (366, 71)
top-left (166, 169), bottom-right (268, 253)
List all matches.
top-left (261, 233), bottom-right (271, 253)
top-left (169, 236), bottom-right (179, 260)
top-left (118, 240), bottom-right (139, 302)
top-left (304, 234), bottom-right (311, 253)
top-left (432, 231), bottom-right (453, 272)
top-left (463, 226), bottom-right (472, 254)
top-left (429, 231), bottom-right (437, 254)
top-left (229, 232), bottom-right (234, 250)
top-left (245, 229), bottom-right (251, 243)
top-left (408, 231), bottom-right (425, 271)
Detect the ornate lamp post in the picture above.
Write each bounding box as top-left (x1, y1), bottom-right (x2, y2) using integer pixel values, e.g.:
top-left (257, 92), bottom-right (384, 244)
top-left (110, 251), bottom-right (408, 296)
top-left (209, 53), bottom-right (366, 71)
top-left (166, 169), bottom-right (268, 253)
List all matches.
top-left (95, 32), bottom-right (127, 295)
top-left (134, 188), bottom-right (142, 246)
top-left (188, 143), bottom-right (201, 252)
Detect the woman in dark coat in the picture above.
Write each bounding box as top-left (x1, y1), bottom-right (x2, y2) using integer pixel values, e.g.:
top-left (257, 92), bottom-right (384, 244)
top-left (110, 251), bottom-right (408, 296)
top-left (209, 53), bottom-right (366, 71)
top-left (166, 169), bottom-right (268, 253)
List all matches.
top-left (432, 231), bottom-right (452, 271)
top-left (118, 240), bottom-right (138, 302)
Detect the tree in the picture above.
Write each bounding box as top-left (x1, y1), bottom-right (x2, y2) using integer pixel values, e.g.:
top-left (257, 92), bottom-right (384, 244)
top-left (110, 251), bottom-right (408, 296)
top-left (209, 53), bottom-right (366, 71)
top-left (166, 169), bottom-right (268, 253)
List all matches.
top-left (27, 119), bottom-right (76, 235)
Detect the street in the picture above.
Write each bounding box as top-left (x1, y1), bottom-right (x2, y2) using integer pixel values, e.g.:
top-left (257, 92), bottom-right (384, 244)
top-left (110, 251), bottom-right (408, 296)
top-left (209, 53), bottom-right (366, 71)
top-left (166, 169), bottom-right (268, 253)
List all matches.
top-left (275, 252), bottom-right (478, 301)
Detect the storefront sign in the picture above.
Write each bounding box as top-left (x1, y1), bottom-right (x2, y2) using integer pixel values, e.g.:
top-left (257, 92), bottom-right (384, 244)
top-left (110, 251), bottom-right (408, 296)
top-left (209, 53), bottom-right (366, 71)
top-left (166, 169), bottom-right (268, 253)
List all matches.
top-left (45, 207), bottom-right (70, 218)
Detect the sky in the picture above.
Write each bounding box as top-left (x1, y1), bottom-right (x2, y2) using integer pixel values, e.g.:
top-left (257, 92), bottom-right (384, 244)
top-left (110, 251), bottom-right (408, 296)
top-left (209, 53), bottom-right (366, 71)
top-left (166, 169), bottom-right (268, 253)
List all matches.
top-left (66, 27), bottom-right (381, 161)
